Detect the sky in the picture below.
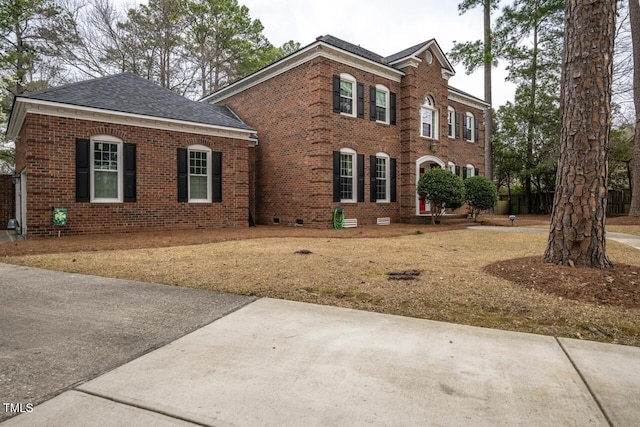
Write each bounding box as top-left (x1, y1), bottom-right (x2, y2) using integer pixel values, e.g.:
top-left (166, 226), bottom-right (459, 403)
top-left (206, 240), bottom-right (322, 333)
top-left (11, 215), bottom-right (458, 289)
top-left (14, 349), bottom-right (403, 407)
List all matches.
top-left (119, 0), bottom-right (517, 108)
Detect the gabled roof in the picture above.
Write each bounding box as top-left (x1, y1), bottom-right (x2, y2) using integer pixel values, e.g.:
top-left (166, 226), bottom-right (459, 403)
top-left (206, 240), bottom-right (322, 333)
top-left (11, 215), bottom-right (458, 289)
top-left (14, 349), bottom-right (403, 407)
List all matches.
top-left (315, 35), bottom-right (388, 65)
top-left (13, 72), bottom-right (253, 132)
top-left (203, 34), bottom-right (470, 105)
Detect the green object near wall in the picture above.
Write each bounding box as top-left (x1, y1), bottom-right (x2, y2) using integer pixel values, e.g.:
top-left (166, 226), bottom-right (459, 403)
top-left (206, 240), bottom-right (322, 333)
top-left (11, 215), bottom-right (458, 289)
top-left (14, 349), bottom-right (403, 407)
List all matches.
top-left (53, 209), bottom-right (67, 226)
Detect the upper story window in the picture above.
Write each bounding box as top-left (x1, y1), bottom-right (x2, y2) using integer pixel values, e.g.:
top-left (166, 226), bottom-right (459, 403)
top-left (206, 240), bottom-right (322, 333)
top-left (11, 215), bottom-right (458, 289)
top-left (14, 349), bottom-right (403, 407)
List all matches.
top-left (91, 135), bottom-right (122, 202)
top-left (339, 73), bottom-right (357, 116)
top-left (420, 96), bottom-right (438, 139)
top-left (340, 148), bottom-right (357, 202)
top-left (447, 107), bottom-right (455, 138)
top-left (188, 145), bottom-right (211, 202)
top-left (464, 112), bottom-right (475, 142)
top-left (375, 85), bottom-right (389, 123)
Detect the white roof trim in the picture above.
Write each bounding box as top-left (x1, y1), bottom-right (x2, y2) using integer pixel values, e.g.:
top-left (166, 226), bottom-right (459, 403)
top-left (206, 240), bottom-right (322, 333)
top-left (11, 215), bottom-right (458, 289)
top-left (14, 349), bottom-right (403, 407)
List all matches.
top-left (448, 91), bottom-right (490, 110)
top-left (7, 98), bottom-right (256, 141)
top-left (203, 41), bottom-right (404, 104)
top-left (388, 40), bottom-right (455, 75)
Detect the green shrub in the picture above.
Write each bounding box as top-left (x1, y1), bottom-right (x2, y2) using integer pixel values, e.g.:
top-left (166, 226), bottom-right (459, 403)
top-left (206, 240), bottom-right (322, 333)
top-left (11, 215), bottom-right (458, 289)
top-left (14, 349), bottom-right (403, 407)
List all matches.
top-left (464, 176), bottom-right (498, 219)
top-left (417, 168), bottom-right (465, 224)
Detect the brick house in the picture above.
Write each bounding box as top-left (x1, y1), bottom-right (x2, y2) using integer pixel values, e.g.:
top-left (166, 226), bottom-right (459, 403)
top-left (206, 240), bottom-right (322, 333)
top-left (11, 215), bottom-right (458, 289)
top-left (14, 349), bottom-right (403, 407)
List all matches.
top-left (7, 73), bottom-right (256, 237)
top-left (203, 35), bottom-right (488, 227)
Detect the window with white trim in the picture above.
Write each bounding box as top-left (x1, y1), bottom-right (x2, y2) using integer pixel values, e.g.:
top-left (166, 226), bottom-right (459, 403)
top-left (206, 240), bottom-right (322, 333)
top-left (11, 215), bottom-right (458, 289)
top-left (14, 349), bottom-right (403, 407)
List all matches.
top-left (420, 96), bottom-right (438, 139)
top-left (376, 152), bottom-right (390, 202)
top-left (189, 145), bottom-right (211, 202)
top-left (340, 148), bottom-right (357, 202)
top-left (466, 164), bottom-right (475, 178)
top-left (447, 107), bottom-right (455, 138)
top-left (464, 112), bottom-right (475, 142)
top-left (375, 85), bottom-right (390, 123)
top-left (448, 161), bottom-right (456, 175)
top-left (339, 73), bottom-right (356, 116)
top-left (91, 135), bottom-right (122, 202)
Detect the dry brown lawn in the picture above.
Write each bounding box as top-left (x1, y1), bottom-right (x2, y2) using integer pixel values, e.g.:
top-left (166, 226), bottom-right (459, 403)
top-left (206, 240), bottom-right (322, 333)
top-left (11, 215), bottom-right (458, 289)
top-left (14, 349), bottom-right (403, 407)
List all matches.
top-left (2, 215), bottom-right (639, 347)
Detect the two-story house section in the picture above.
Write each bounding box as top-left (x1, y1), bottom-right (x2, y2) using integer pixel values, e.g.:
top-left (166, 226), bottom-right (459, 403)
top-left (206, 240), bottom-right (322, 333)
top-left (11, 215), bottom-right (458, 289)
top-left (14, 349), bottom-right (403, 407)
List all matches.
top-left (203, 34), bottom-right (489, 228)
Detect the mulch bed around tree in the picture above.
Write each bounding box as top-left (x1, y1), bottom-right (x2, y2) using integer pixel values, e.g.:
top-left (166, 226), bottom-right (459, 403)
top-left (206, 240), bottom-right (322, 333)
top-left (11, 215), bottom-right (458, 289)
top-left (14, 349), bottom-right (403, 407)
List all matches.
top-left (485, 256), bottom-right (640, 309)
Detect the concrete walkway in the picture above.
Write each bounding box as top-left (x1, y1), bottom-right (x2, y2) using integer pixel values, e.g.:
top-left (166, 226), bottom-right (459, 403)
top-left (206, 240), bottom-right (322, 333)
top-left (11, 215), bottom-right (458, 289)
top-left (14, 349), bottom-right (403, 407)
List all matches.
top-left (3, 297), bottom-right (640, 426)
top-left (472, 225), bottom-right (640, 250)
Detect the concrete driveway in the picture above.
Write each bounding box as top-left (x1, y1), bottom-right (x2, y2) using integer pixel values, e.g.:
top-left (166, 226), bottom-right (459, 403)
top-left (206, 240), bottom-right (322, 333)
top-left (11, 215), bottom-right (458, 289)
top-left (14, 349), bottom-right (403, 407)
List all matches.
top-left (0, 263), bottom-right (255, 423)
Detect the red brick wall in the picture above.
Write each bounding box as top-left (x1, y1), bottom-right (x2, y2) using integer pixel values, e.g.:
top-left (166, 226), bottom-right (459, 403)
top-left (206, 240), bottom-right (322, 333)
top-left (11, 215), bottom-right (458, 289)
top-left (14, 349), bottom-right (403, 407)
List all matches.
top-left (0, 175), bottom-right (15, 229)
top-left (217, 50), bottom-right (484, 228)
top-left (219, 57), bottom-right (402, 228)
top-left (399, 48), bottom-right (485, 221)
top-left (15, 114), bottom-right (249, 237)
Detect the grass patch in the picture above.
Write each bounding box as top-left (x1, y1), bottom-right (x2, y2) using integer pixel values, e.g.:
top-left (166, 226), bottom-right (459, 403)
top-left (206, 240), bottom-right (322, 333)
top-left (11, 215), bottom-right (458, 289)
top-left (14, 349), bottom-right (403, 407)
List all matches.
top-left (4, 228), bottom-right (640, 347)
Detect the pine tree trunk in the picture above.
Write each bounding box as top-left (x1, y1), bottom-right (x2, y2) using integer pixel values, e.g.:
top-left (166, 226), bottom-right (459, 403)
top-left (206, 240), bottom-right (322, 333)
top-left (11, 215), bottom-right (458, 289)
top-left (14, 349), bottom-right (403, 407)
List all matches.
top-left (544, 0), bottom-right (616, 268)
top-left (629, 0), bottom-right (640, 216)
top-left (484, 0), bottom-right (493, 181)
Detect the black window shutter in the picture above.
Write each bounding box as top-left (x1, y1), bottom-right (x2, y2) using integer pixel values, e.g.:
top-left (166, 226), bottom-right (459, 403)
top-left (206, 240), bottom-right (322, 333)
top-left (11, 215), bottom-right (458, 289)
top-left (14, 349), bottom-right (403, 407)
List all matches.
top-left (369, 86), bottom-right (376, 121)
top-left (390, 158), bottom-right (397, 202)
top-left (357, 154), bottom-right (364, 202)
top-left (370, 155), bottom-right (377, 201)
top-left (463, 167), bottom-right (468, 180)
top-left (455, 166), bottom-right (461, 178)
top-left (177, 148), bottom-right (188, 202)
top-left (455, 112), bottom-right (461, 139)
top-left (474, 117), bottom-right (479, 142)
top-left (76, 138), bottom-right (90, 202)
top-left (333, 151), bottom-right (341, 202)
top-left (123, 143), bottom-right (136, 202)
top-left (357, 83), bottom-right (365, 118)
top-left (332, 75), bottom-right (341, 113)
top-left (212, 151), bottom-right (222, 202)
top-left (475, 168), bottom-right (480, 177)
top-left (390, 93), bottom-right (397, 125)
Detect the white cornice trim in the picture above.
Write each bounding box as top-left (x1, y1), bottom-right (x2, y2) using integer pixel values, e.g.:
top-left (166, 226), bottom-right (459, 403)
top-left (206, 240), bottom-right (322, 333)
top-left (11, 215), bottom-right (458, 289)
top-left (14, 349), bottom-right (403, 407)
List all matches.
top-left (203, 41), bottom-right (404, 104)
top-left (448, 91), bottom-right (490, 110)
top-left (7, 98), bottom-right (256, 141)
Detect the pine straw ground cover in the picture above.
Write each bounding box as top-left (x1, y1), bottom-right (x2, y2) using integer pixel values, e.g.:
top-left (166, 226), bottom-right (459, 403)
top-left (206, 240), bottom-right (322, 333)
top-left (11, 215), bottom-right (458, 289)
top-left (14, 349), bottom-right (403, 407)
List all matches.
top-left (2, 216), bottom-right (640, 347)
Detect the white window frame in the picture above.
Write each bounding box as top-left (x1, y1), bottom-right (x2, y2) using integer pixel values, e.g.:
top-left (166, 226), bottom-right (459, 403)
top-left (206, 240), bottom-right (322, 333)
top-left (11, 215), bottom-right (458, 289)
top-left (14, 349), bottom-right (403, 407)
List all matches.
top-left (467, 164), bottom-right (475, 178)
top-left (339, 73), bottom-right (357, 117)
top-left (447, 107), bottom-right (455, 138)
top-left (420, 97), bottom-right (438, 140)
top-left (188, 144), bottom-right (212, 203)
top-left (375, 84), bottom-right (390, 124)
top-left (90, 135), bottom-right (123, 203)
top-left (340, 148), bottom-right (357, 203)
top-left (465, 112), bottom-right (475, 142)
top-left (448, 161), bottom-right (456, 175)
top-left (375, 152), bottom-right (390, 203)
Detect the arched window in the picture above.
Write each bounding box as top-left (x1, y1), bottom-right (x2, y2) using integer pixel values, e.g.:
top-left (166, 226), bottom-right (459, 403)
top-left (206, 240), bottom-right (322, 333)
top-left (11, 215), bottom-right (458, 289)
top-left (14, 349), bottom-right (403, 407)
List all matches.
top-left (448, 161), bottom-right (456, 175)
top-left (420, 96), bottom-right (438, 139)
top-left (466, 164), bottom-right (475, 179)
top-left (90, 135), bottom-right (123, 202)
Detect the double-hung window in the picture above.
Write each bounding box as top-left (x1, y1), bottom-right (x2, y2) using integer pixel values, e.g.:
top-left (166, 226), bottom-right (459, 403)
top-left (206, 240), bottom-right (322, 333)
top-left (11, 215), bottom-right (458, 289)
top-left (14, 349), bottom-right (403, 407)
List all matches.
top-left (375, 85), bottom-right (389, 123)
top-left (464, 112), bottom-right (475, 141)
top-left (339, 74), bottom-right (356, 116)
top-left (340, 148), bottom-right (356, 202)
top-left (420, 97), bottom-right (438, 139)
top-left (91, 136), bottom-right (122, 202)
top-left (188, 145), bottom-right (211, 202)
top-left (448, 107), bottom-right (455, 138)
top-left (375, 153), bottom-right (390, 202)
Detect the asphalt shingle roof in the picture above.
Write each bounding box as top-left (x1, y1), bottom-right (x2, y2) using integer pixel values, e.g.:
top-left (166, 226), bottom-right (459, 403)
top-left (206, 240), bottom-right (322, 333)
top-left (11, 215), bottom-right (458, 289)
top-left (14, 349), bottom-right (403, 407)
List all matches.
top-left (20, 72), bottom-right (253, 131)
